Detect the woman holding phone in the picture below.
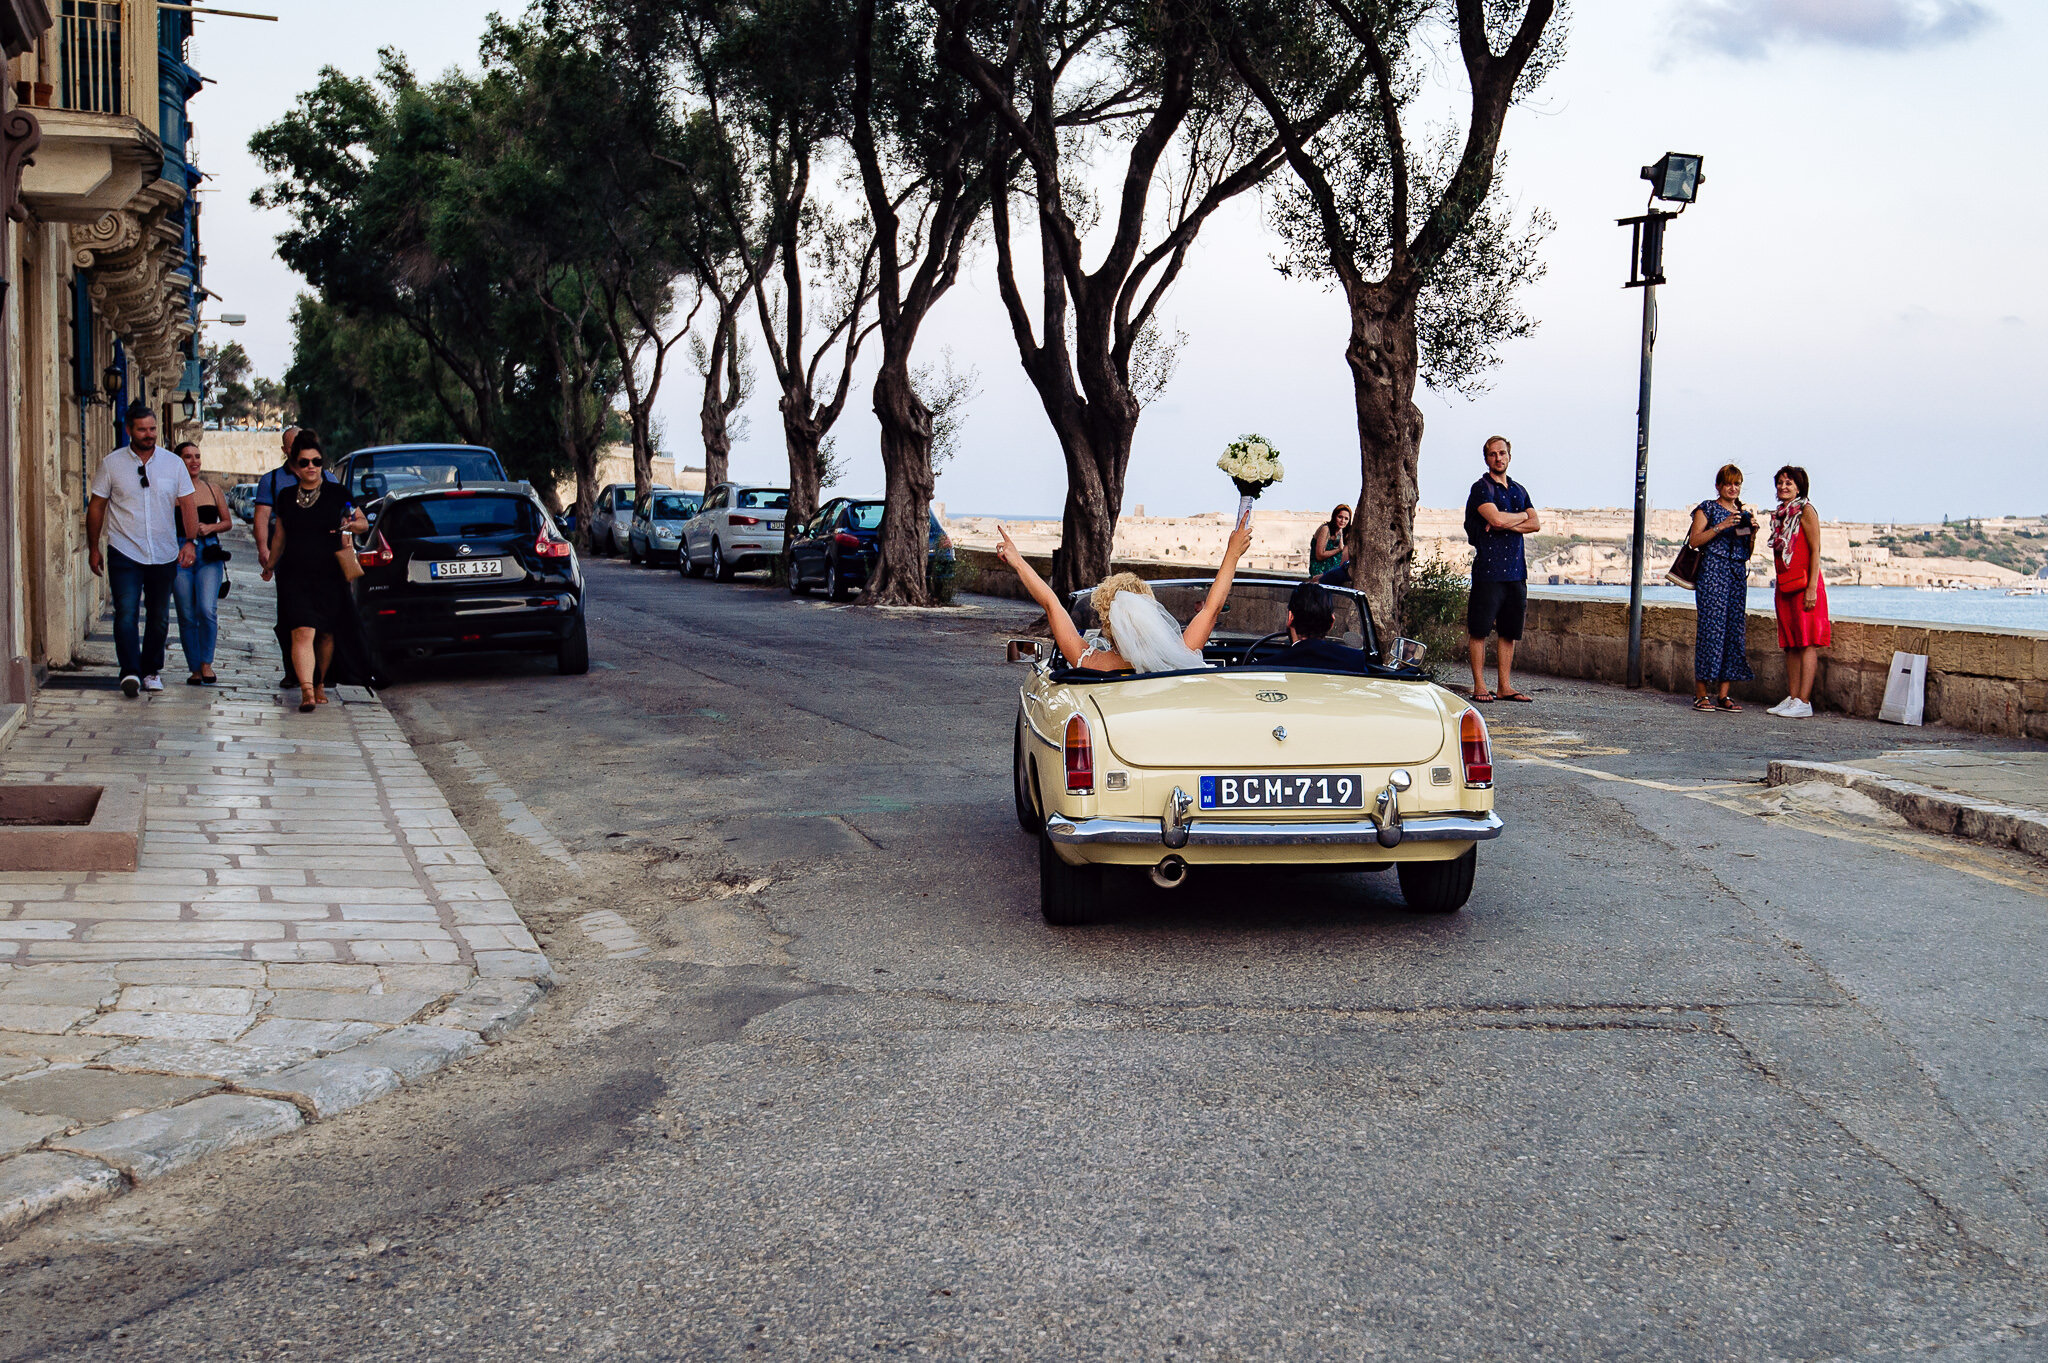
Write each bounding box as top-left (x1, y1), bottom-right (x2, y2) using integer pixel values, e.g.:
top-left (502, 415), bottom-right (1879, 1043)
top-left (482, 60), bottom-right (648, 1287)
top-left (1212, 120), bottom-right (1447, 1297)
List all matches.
top-left (261, 430), bottom-right (367, 712)
top-left (1686, 463), bottom-right (1755, 712)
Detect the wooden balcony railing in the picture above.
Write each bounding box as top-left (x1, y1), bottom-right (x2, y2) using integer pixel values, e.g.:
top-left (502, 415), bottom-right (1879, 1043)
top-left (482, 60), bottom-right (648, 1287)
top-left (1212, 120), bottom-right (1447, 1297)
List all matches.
top-left (57, 1), bottom-right (123, 117)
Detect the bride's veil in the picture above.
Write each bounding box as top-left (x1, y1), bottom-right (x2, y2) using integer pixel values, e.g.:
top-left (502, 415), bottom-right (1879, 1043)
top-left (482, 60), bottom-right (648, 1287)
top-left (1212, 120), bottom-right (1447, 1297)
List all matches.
top-left (1107, 591), bottom-right (1206, 673)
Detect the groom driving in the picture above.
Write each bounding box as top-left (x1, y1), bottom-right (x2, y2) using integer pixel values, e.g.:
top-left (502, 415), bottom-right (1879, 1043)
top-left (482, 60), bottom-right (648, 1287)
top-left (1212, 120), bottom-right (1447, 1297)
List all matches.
top-left (1268, 581), bottom-right (1369, 671)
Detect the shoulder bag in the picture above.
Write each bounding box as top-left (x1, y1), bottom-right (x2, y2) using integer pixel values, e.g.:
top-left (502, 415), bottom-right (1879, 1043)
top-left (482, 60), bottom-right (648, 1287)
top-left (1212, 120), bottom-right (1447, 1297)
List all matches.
top-left (1665, 500), bottom-right (1713, 589)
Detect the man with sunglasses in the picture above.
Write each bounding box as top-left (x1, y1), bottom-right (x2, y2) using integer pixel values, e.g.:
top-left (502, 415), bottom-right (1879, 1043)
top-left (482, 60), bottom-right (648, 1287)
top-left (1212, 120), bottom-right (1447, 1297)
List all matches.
top-left (253, 426), bottom-right (336, 685)
top-left (86, 404), bottom-right (202, 697)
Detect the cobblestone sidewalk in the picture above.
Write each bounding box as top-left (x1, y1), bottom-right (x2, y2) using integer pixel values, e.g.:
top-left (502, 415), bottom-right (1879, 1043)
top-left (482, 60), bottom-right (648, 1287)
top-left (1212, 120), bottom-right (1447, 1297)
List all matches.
top-left (0, 563), bottom-right (553, 1240)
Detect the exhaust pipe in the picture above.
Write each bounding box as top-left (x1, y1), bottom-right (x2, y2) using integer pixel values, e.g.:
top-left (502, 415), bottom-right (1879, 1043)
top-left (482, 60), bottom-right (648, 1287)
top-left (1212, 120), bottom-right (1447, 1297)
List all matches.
top-left (1150, 855), bottom-right (1189, 890)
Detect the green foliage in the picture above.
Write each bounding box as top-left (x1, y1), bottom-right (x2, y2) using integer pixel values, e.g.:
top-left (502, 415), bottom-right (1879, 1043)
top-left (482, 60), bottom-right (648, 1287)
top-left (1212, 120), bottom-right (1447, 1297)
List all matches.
top-left (1399, 555), bottom-right (1470, 677)
top-left (284, 296), bottom-right (463, 455)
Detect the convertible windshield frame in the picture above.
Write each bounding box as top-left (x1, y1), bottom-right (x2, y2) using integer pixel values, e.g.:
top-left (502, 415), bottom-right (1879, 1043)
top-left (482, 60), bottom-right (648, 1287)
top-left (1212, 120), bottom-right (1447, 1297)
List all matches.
top-left (1047, 577), bottom-right (1425, 684)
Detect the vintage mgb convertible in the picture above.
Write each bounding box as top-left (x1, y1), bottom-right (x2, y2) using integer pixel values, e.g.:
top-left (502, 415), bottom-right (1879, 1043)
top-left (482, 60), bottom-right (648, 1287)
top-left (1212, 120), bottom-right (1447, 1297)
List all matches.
top-left (1009, 579), bottom-right (1500, 924)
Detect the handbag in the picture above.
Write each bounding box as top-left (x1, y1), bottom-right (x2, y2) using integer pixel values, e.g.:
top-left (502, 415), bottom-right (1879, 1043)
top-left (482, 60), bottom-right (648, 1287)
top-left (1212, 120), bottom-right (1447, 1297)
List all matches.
top-left (336, 546), bottom-right (364, 582)
top-left (1664, 542), bottom-right (1701, 590)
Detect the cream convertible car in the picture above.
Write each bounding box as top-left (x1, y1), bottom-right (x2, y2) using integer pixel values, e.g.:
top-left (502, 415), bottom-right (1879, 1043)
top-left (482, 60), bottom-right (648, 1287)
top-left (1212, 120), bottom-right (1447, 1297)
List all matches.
top-left (1009, 579), bottom-right (1500, 925)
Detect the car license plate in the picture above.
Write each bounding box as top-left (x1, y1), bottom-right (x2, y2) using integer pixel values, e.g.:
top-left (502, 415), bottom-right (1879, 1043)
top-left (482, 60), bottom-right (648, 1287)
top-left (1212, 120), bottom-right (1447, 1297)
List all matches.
top-left (430, 559), bottom-right (499, 579)
top-left (1200, 774), bottom-right (1363, 810)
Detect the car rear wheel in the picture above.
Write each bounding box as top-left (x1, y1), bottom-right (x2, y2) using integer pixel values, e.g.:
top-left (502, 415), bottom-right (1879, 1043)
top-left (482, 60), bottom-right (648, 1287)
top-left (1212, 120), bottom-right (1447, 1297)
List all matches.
top-left (712, 540), bottom-right (734, 582)
top-left (627, 539), bottom-right (643, 565)
top-left (557, 613), bottom-right (590, 676)
top-left (1038, 832), bottom-right (1102, 926)
top-left (1396, 847), bottom-right (1476, 913)
top-left (826, 549), bottom-right (853, 602)
top-left (1012, 717), bottom-right (1043, 835)
top-left (788, 557), bottom-right (811, 595)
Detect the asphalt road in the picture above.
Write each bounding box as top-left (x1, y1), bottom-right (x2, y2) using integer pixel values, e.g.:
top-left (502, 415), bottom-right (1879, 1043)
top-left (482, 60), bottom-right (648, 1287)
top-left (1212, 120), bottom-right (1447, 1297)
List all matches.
top-left (6, 554), bottom-right (2047, 1361)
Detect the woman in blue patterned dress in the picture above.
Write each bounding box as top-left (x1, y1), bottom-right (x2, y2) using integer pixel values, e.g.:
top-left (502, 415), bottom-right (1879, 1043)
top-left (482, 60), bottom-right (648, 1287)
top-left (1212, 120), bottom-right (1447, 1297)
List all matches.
top-left (1689, 463), bottom-right (1756, 712)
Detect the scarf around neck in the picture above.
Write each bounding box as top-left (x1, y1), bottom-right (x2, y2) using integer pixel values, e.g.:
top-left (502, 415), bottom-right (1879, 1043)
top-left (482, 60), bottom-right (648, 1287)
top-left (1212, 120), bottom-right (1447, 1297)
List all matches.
top-left (1770, 498), bottom-right (1808, 566)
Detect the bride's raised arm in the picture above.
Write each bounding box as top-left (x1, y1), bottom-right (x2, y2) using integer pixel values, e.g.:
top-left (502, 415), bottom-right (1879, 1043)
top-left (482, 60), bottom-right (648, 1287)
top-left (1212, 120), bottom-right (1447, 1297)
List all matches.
top-left (1182, 520), bottom-right (1255, 650)
top-left (995, 525), bottom-right (1091, 666)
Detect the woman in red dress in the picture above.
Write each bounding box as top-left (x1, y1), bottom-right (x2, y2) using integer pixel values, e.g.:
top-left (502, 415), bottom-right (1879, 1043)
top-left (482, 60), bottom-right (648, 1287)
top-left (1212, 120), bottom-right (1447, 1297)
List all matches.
top-left (1768, 464), bottom-right (1830, 718)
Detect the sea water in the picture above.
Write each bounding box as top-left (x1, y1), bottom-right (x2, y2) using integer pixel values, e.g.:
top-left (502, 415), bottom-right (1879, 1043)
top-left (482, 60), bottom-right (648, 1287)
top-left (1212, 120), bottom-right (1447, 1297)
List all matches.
top-left (1541, 583), bottom-right (2048, 633)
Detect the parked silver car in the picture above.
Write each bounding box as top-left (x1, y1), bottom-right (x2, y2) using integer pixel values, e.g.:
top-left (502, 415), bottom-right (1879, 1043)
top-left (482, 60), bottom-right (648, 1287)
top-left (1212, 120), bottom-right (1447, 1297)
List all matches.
top-left (627, 490), bottom-right (703, 566)
top-left (681, 483), bottom-right (790, 581)
top-left (589, 482), bottom-right (668, 557)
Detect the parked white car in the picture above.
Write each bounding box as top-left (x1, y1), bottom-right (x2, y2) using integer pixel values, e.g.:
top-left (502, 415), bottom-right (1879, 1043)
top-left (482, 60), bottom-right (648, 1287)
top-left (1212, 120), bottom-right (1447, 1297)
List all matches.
top-left (681, 484), bottom-right (790, 581)
top-left (628, 490), bottom-right (703, 566)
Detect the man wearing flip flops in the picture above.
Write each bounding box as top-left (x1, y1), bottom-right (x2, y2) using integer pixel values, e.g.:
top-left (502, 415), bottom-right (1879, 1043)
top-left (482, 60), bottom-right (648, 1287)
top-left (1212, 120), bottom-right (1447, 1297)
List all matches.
top-left (1464, 435), bottom-right (1540, 705)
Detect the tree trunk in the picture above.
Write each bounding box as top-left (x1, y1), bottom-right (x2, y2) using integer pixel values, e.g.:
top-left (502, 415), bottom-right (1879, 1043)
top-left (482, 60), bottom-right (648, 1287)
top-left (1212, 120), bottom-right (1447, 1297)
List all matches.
top-left (1047, 407), bottom-right (1134, 597)
top-left (864, 357), bottom-right (935, 606)
top-left (779, 395), bottom-right (823, 564)
top-left (630, 398), bottom-right (656, 500)
top-left (1343, 297), bottom-right (1426, 633)
top-left (699, 370), bottom-right (731, 493)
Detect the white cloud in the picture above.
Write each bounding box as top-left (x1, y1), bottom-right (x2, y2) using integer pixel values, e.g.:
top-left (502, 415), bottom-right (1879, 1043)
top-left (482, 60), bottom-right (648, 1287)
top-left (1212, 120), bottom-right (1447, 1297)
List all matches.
top-left (1676, 0), bottom-right (1992, 58)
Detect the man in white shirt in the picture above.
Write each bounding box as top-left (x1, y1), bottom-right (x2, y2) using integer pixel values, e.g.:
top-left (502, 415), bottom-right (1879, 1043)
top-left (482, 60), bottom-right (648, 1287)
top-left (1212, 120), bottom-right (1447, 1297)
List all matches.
top-left (87, 406), bottom-right (201, 697)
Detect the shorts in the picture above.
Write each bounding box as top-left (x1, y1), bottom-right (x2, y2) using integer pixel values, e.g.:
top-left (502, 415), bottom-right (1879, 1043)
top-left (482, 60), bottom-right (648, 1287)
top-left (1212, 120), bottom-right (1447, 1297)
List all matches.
top-left (1467, 578), bottom-right (1527, 641)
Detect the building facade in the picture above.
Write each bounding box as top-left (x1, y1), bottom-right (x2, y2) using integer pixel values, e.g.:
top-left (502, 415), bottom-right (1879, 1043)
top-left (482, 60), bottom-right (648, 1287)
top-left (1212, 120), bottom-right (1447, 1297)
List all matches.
top-left (3, 0), bottom-right (204, 708)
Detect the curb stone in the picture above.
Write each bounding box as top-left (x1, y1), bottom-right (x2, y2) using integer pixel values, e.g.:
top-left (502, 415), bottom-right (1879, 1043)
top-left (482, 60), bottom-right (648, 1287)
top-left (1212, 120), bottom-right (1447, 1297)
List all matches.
top-left (0, 1152), bottom-right (124, 1238)
top-left (1767, 760), bottom-right (2048, 862)
top-left (430, 980), bottom-right (547, 1040)
top-left (47, 1094), bottom-right (303, 1183)
top-left (239, 1059), bottom-right (403, 1120)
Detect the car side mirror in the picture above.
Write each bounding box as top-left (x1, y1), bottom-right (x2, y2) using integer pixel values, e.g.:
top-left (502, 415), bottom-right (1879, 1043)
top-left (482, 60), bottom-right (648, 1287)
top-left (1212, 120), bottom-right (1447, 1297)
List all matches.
top-left (1006, 639), bottom-right (1045, 665)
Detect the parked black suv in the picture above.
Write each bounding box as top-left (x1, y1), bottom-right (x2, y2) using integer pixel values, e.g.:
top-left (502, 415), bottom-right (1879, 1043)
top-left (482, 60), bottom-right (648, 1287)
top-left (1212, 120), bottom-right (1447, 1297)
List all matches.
top-left (336, 444), bottom-right (509, 511)
top-left (353, 482), bottom-right (589, 675)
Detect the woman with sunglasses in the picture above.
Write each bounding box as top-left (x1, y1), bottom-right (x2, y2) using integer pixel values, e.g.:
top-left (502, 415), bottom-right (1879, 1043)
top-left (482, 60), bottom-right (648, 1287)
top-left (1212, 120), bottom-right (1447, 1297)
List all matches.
top-left (260, 430), bottom-right (368, 712)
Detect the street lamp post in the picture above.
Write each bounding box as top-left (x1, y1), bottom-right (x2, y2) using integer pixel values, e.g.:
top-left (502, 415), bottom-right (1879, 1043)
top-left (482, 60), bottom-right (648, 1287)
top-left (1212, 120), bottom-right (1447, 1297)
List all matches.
top-left (1617, 152), bottom-right (1703, 689)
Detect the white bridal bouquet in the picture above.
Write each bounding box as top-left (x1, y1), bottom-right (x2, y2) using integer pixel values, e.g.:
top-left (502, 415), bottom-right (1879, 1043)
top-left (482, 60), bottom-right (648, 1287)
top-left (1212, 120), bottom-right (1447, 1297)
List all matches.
top-left (1217, 434), bottom-right (1285, 526)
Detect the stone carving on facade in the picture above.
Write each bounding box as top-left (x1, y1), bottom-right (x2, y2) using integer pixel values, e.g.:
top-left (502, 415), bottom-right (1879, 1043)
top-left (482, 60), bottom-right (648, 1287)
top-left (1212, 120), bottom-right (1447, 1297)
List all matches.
top-left (2, 106), bottom-right (42, 227)
top-left (67, 180), bottom-right (192, 395)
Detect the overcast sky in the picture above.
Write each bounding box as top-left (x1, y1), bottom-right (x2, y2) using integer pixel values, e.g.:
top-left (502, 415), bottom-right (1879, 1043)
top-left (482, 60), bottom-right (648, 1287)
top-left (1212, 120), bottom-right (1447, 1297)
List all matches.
top-left (189, 0), bottom-right (2043, 523)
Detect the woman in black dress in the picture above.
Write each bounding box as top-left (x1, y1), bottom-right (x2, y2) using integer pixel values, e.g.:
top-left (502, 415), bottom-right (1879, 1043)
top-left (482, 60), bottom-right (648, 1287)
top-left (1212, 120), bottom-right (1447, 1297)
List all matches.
top-left (261, 432), bottom-right (368, 712)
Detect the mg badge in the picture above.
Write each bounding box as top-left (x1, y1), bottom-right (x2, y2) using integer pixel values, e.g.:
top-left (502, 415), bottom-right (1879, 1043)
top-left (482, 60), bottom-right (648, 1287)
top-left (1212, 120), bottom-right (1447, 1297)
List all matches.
top-left (457, 544), bottom-right (473, 556)
top-left (1255, 690), bottom-right (1287, 703)
top-left (1272, 726), bottom-right (1287, 742)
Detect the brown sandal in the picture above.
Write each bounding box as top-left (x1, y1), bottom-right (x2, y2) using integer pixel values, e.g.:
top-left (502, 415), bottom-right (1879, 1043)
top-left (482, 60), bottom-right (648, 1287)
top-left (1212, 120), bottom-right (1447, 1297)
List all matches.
top-left (313, 684), bottom-right (329, 705)
top-left (297, 685), bottom-right (316, 714)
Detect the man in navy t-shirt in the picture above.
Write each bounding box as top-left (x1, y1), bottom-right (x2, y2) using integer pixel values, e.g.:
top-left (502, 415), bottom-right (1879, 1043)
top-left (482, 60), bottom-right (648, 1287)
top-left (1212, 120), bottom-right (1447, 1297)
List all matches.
top-left (1463, 435), bottom-right (1540, 702)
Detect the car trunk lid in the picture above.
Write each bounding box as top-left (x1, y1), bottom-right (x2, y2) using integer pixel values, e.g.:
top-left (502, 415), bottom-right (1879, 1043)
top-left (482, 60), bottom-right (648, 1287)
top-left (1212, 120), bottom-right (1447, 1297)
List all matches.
top-left (1089, 671), bottom-right (1447, 768)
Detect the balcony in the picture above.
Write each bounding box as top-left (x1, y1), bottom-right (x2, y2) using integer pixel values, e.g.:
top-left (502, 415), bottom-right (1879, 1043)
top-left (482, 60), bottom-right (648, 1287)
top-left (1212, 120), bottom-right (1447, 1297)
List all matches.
top-left (18, 0), bottom-right (163, 222)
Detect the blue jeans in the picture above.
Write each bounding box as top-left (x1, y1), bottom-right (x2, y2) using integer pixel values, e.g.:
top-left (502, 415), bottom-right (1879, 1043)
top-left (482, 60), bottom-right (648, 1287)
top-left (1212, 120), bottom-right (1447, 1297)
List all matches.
top-left (173, 557), bottom-right (224, 672)
top-left (108, 546), bottom-right (177, 679)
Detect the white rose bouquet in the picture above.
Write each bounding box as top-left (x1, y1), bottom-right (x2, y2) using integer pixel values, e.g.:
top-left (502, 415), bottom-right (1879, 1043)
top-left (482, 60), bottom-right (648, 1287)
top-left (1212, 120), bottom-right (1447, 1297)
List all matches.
top-left (1217, 434), bottom-right (1285, 526)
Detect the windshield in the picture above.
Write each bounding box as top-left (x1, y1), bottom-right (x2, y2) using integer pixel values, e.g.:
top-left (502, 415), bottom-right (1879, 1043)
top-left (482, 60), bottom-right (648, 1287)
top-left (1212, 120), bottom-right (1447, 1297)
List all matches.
top-left (650, 494), bottom-right (697, 518)
top-left (1066, 579), bottom-right (1377, 673)
top-left (848, 502), bottom-right (884, 530)
top-left (382, 495), bottom-right (540, 540)
top-left (350, 448), bottom-right (504, 499)
top-left (737, 488), bottom-right (788, 510)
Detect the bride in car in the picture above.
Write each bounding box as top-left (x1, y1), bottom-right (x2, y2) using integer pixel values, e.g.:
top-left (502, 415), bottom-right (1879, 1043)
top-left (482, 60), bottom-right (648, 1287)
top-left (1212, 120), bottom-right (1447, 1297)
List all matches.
top-left (995, 521), bottom-right (1254, 673)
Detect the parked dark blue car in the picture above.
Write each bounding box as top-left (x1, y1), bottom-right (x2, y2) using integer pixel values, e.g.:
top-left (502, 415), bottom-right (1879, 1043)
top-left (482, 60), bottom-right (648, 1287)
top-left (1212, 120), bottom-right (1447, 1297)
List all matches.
top-left (787, 497), bottom-right (953, 601)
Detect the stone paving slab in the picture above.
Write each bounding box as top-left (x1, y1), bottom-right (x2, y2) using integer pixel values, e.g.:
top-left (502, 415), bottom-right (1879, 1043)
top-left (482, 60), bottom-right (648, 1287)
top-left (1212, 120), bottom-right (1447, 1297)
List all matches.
top-left (1768, 752), bottom-right (2048, 861)
top-left (0, 546), bottom-right (555, 1240)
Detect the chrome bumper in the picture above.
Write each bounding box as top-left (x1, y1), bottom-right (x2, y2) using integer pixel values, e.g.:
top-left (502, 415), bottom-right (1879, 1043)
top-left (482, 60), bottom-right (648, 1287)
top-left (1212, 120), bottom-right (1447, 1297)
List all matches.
top-left (1044, 810), bottom-right (1503, 849)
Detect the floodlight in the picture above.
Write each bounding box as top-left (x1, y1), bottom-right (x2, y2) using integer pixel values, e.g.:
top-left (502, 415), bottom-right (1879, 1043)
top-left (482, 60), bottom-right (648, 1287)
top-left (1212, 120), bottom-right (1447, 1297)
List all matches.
top-left (1641, 153), bottom-right (1703, 204)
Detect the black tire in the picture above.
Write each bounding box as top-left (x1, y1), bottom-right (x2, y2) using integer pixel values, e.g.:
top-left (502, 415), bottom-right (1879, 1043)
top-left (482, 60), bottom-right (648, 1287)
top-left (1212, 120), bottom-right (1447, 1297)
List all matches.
top-left (682, 545), bottom-right (703, 577)
top-left (788, 557), bottom-right (811, 595)
top-left (712, 540), bottom-right (734, 582)
top-left (557, 612), bottom-right (591, 676)
top-left (1038, 831), bottom-right (1103, 926)
top-left (1012, 717), bottom-right (1043, 835)
top-left (627, 539), bottom-right (643, 565)
top-left (1396, 847), bottom-right (1476, 913)
top-left (826, 549), bottom-right (853, 602)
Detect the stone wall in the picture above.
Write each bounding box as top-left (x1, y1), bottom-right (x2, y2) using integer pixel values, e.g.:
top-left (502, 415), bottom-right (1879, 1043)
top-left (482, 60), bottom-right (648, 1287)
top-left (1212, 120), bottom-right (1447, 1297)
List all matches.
top-left (957, 548), bottom-right (2048, 740)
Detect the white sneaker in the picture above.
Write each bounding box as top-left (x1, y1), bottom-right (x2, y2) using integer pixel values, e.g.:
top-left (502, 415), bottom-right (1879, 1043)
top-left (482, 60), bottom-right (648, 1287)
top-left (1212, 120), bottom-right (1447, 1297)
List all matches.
top-left (140, 674), bottom-right (164, 692)
top-left (1786, 699), bottom-right (1814, 718)
top-left (1766, 697), bottom-right (1793, 715)
top-left (120, 674), bottom-right (140, 698)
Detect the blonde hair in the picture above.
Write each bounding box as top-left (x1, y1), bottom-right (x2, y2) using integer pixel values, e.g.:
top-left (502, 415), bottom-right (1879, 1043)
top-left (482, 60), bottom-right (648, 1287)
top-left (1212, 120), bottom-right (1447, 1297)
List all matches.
top-left (1089, 572), bottom-right (1154, 648)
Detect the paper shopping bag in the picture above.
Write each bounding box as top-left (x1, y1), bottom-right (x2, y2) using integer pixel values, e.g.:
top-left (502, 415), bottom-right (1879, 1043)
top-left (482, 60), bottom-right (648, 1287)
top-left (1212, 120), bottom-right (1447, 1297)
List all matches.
top-left (1877, 651), bottom-right (1926, 727)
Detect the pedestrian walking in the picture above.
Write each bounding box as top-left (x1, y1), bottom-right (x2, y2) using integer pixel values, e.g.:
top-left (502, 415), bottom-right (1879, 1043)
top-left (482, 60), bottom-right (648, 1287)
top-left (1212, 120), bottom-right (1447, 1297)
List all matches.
top-left (260, 431), bottom-right (368, 712)
top-left (1309, 504), bottom-right (1352, 584)
top-left (1767, 465), bottom-right (1830, 718)
top-left (1687, 463), bottom-right (1756, 712)
top-left (171, 440), bottom-right (232, 685)
top-left (85, 404), bottom-right (200, 698)
top-left (1463, 435), bottom-right (1540, 703)
top-left (253, 424), bottom-right (337, 685)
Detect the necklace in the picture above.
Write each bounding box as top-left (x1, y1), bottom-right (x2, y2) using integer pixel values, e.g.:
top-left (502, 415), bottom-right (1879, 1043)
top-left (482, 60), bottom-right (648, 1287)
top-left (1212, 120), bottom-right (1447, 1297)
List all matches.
top-left (295, 484), bottom-right (320, 509)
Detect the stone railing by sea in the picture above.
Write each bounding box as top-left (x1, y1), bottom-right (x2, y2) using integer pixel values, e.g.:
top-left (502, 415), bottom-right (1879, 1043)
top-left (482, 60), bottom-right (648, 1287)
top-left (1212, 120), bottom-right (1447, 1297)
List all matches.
top-left (956, 547), bottom-right (2048, 741)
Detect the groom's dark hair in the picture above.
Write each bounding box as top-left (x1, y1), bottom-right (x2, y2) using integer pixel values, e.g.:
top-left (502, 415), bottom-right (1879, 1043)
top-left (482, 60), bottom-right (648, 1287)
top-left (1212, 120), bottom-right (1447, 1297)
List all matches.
top-left (1288, 581), bottom-right (1335, 639)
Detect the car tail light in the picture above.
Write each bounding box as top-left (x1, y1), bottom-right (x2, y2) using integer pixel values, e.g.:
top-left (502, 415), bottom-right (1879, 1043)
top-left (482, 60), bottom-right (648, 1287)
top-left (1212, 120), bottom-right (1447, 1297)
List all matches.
top-left (1064, 714), bottom-right (1094, 794)
top-left (729, 514), bottom-right (761, 527)
top-left (441, 489), bottom-right (477, 498)
top-left (936, 534), bottom-right (953, 550)
top-left (1460, 708), bottom-right (1493, 788)
top-left (834, 531), bottom-right (862, 550)
top-left (356, 532), bottom-right (395, 569)
top-left (535, 529), bottom-right (573, 559)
